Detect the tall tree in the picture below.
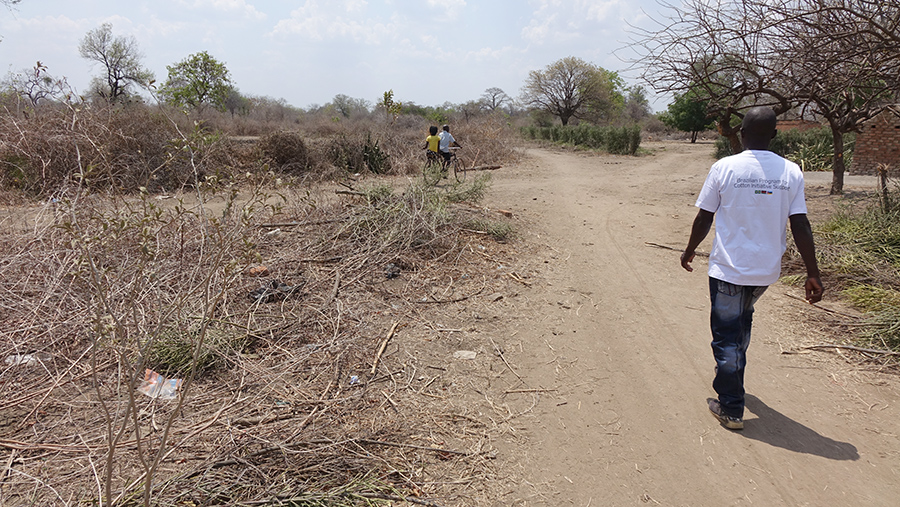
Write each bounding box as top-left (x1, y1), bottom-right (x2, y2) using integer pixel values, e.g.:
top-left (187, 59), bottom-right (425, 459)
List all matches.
top-left (623, 85), bottom-right (651, 122)
top-left (480, 87), bottom-right (510, 112)
top-left (79, 23), bottom-right (153, 103)
top-left (520, 57), bottom-right (621, 126)
top-left (161, 51), bottom-right (232, 111)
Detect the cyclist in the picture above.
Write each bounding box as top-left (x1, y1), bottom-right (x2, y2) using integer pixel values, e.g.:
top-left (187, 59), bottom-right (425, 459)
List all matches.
top-left (438, 124), bottom-right (461, 168)
top-left (424, 126), bottom-right (441, 163)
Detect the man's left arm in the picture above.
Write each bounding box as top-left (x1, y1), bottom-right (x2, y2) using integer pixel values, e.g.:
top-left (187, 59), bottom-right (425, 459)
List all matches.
top-left (789, 213), bottom-right (824, 303)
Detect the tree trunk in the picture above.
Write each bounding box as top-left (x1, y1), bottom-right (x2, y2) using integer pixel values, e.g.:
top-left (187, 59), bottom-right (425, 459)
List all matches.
top-left (716, 118), bottom-right (742, 154)
top-left (830, 128), bottom-right (845, 195)
top-left (690, 131), bottom-right (698, 143)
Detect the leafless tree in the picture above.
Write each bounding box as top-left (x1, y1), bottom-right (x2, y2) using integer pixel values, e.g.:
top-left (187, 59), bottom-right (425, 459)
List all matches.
top-left (480, 87), bottom-right (510, 112)
top-left (5, 62), bottom-right (70, 112)
top-left (628, 0), bottom-right (900, 193)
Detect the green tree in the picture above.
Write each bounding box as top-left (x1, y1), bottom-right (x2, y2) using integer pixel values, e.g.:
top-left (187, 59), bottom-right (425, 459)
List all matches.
top-left (161, 51), bottom-right (232, 111)
top-left (623, 85), bottom-right (651, 122)
top-left (376, 89), bottom-right (402, 123)
top-left (662, 90), bottom-right (715, 143)
top-left (520, 57), bottom-right (621, 126)
top-left (79, 23), bottom-right (153, 103)
top-left (223, 86), bottom-right (250, 118)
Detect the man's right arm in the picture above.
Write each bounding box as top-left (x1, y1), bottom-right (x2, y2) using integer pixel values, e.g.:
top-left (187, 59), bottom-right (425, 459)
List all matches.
top-left (681, 209), bottom-right (714, 272)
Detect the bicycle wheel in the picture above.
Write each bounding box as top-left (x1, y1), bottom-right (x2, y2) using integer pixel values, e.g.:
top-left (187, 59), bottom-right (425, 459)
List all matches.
top-left (423, 160), bottom-right (442, 186)
top-left (452, 156), bottom-right (466, 182)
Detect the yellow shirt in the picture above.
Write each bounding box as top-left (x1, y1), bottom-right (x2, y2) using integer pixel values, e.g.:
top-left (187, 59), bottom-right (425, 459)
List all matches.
top-left (425, 135), bottom-right (440, 153)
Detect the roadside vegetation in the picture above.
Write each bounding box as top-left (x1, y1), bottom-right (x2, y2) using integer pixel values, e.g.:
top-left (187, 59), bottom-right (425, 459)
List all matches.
top-left (805, 189), bottom-right (900, 357)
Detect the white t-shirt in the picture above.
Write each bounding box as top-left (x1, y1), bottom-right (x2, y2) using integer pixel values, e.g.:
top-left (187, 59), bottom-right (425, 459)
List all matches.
top-left (439, 131), bottom-right (456, 153)
top-left (695, 150), bottom-right (807, 286)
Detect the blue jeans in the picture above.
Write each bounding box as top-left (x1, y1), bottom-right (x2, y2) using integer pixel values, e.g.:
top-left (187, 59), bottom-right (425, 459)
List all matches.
top-left (709, 277), bottom-right (767, 418)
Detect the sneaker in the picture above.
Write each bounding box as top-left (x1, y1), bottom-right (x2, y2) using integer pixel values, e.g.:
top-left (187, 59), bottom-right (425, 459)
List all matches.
top-left (707, 398), bottom-right (743, 430)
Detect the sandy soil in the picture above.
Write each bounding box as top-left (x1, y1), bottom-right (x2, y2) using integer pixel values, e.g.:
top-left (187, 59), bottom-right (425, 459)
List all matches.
top-left (476, 142), bottom-right (900, 506)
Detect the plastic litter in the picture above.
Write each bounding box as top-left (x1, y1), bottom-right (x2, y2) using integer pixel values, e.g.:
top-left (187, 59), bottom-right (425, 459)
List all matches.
top-left (453, 350), bottom-right (477, 360)
top-left (137, 369), bottom-right (182, 400)
top-left (5, 353), bottom-right (51, 367)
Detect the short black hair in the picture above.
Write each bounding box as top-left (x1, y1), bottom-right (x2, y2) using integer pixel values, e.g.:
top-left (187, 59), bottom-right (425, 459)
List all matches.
top-left (429, 126), bottom-right (438, 135)
top-left (741, 107), bottom-right (776, 139)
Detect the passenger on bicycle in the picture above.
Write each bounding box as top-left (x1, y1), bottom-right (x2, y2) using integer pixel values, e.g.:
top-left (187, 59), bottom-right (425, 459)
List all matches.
top-left (438, 124), bottom-right (461, 167)
top-left (424, 126), bottom-right (441, 163)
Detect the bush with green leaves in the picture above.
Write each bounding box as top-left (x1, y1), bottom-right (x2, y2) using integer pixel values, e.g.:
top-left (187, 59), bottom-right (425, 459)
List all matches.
top-left (715, 127), bottom-right (855, 171)
top-left (520, 124), bottom-right (642, 155)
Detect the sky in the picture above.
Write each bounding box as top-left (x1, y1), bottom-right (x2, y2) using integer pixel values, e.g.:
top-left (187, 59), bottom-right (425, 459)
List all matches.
top-left (0, 0), bottom-right (667, 111)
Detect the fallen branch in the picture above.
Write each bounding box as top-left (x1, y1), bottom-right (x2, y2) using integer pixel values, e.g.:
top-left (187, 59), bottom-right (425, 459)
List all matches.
top-left (644, 242), bottom-right (708, 257)
top-left (504, 388), bottom-right (557, 394)
top-left (490, 337), bottom-right (524, 383)
top-left (371, 321), bottom-right (401, 375)
top-left (468, 165), bottom-right (502, 171)
top-left (801, 344), bottom-right (900, 356)
top-left (335, 190), bottom-right (367, 197)
top-left (784, 293), bottom-right (861, 319)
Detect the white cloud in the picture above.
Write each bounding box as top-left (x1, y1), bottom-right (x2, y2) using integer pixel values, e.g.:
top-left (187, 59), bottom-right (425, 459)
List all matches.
top-left (181, 0), bottom-right (266, 20)
top-left (270, 0), bottom-right (395, 44)
top-left (427, 0), bottom-right (466, 21)
top-left (521, 0), bottom-right (627, 45)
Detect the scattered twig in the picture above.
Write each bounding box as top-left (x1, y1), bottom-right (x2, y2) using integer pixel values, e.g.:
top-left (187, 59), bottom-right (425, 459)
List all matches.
top-left (335, 190), bottom-right (367, 197)
top-left (489, 337), bottom-right (524, 383)
top-left (504, 388), bottom-right (557, 394)
top-left (418, 284), bottom-right (486, 304)
top-left (644, 242), bottom-right (708, 257)
top-left (1, 449), bottom-right (16, 486)
top-left (319, 269), bottom-right (342, 311)
top-left (801, 344), bottom-right (900, 356)
top-left (508, 271), bottom-right (531, 286)
top-left (784, 293), bottom-right (861, 319)
top-left (359, 492), bottom-right (447, 507)
top-left (299, 256), bottom-right (343, 263)
top-left (357, 439), bottom-right (472, 457)
top-left (258, 219), bottom-right (343, 228)
top-left (371, 321), bottom-right (402, 375)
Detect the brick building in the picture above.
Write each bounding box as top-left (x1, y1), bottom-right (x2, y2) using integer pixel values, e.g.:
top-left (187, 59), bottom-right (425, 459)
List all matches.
top-left (851, 108), bottom-right (900, 176)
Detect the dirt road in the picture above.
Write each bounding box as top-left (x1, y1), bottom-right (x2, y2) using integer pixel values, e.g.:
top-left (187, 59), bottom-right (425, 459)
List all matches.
top-left (482, 143), bottom-right (900, 506)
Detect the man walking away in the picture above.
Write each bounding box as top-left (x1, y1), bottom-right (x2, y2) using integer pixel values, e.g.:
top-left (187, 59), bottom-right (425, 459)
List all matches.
top-left (680, 106), bottom-right (823, 430)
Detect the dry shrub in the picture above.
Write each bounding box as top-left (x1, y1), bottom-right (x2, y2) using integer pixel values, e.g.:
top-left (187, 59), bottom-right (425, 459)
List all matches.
top-left (257, 130), bottom-right (309, 174)
top-left (0, 174), bottom-right (516, 506)
top-left (0, 105), bottom-right (244, 196)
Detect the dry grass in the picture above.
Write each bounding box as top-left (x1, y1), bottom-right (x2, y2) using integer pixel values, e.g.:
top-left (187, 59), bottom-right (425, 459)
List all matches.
top-left (0, 168), bottom-right (527, 506)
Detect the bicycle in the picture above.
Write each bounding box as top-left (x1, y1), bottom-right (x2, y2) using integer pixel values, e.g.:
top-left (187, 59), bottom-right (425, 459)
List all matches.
top-left (446, 146), bottom-right (466, 182)
top-left (423, 150), bottom-right (443, 186)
